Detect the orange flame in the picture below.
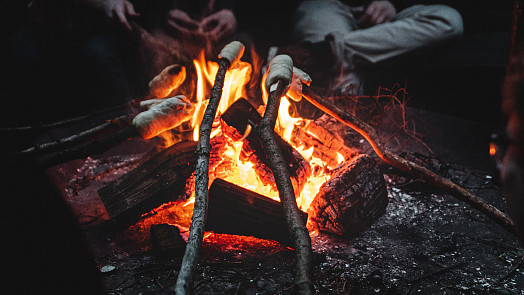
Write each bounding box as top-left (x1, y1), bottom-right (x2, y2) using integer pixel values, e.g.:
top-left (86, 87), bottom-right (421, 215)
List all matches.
top-left (190, 51), bottom-right (252, 141)
top-left (128, 51), bottom-right (355, 242)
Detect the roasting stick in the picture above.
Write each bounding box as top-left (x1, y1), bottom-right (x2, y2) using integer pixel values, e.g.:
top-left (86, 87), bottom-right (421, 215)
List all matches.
top-left (300, 87), bottom-right (518, 235)
top-left (19, 115), bottom-right (131, 157)
top-left (255, 55), bottom-right (313, 294)
top-left (174, 41), bottom-right (245, 295)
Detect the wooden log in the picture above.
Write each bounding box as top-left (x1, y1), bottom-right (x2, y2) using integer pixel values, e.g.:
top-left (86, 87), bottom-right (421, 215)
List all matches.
top-left (97, 140), bottom-right (197, 225)
top-left (307, 154), bottom-right (388, 237)
top-left (291, 119), bottom-right (360, 168)
top-left (220, 98), bottom-right (311, 195)
top-left (206, 178), bottom-right (308, 245)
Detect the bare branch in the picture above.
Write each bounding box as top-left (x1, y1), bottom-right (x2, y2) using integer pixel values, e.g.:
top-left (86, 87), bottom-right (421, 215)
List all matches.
top-left (302, 87), bottom-right (518, 235)
top-left (256, 78), bottom-right (313, 293)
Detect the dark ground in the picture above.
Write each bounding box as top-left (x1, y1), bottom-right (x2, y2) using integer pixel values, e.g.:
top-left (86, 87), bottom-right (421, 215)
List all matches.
top-left (2, 1), bottom-right (523, 294)
top-left (42, 104), bottom-right (524, 295)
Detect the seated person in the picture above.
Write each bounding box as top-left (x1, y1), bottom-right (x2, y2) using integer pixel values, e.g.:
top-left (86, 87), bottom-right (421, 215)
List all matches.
top-left (292, 0), bottom-right (464, 96)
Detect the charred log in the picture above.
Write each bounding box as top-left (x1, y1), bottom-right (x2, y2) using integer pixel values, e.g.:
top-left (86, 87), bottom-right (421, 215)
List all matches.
top-left (308, 154), bottom-right (388, 237)
top-left (97, 140), bottom-right (197, 225)
top-left (206, 178), bottom-right (308, 245)
top-left (220, 98), bottom-right (311, 195)
top-left (291, 119), bottom-right (360, 168)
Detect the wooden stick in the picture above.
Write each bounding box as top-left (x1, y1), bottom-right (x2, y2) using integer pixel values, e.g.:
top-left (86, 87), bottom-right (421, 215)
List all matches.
top-left (37, 126), bottom-right (138, 168)
top-left (256, 76), bottom-right (313, 293)
top-left (174, 59), bottom-right (230, 295)
top-left (19, 115), bottom-right (130, 157)
top-left (0, 103), bottom-right (132, 133)
top-left (302, 87), bottom-right (518, 235)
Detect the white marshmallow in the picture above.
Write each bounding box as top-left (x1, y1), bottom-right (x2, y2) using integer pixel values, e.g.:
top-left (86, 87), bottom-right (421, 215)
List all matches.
top-left (218, 41), bottom-right (245, 66)
top-left (265, 55), bottom-right (293, 93)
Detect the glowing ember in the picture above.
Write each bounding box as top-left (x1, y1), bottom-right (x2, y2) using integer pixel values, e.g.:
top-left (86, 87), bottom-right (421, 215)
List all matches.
top-left (128, 51), bottom-right (357, 243)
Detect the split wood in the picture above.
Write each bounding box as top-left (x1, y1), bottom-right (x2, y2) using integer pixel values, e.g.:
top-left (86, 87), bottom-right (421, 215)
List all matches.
top-left (255, 80), bottom-right (313, 294)
top-left (302, 87), bottom-right (518, 235)
top-left (174, 57), bottom-right (230, 295)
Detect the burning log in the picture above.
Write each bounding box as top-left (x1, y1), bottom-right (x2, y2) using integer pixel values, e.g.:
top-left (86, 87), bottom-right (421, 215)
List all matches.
top-left (255, 55), bottom-right (313, 294)
top-left (220, 98), bottom-right (311, 194)
top-left (206, 178), bottom-right (308, 245)
top-left (97, 140), bottom-right (197, 224)
top-left (175, 41), bottom-right (245, 295)
top-left (307, 154), bottom-right (388, 237)
top-left (301, 87), bottom-right (519, 235)
top-left (291, 119), bottom-right (360, 168)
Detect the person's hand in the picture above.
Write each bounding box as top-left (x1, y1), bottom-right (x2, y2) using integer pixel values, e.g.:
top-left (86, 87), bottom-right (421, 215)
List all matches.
top-left (101, 0), bottom-right (139, 31)
top-left (359, 1), bottom-right (396, 27)
top-left (200, 9), bottom-right (237, 43)
top-left (165, 9), bottom-right (200, 38)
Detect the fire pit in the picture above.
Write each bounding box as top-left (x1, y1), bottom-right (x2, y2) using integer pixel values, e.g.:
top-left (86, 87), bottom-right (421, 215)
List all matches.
top-left (9, 40), bottom-right (524, 294)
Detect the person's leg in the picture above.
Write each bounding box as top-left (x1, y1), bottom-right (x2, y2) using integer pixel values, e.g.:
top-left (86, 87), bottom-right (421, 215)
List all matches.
top-left (292, 0), bottom-right (357, 44)
top-left (334, 4), bottom-right (464, 67)
top-left (292, 2), bottom-right (463, 93)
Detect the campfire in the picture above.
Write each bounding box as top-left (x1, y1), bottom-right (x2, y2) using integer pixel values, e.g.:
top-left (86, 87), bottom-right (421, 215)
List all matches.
top-left (14, 40), bottom-right (521, 294)
top-left (115, 45), bottom-right (386, 242)
top-left (92, 41), bottom-right (392, 293)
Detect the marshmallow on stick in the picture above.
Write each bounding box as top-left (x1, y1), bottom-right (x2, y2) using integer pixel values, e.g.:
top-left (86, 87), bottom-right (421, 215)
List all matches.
top-left (218, 41), bottom-right (245, 67)
top-left (133, 95), bottom-right (194, 140)
top-left (265, 54), bottom-right (293, 93)
top-left (148, 64), bottom-right (187, 98)
top-left (286, 67), bottom-right (312, 102)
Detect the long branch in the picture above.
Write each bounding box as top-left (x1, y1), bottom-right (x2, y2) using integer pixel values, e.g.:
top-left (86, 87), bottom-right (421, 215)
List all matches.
top-left (174, 58), bottom-right (230, 295)
top-left (37, 126), bottom-right (138, 168)
top-left (19, 115), bottom-right (130, 157)
top-left (302, 87), bottom-right (518, 235)
top-left (256, 80), bottom-right (313, 294)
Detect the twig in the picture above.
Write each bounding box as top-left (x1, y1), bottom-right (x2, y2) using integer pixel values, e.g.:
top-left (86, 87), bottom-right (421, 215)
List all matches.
top-left (235, 282), bottom-right (241, 295)
top-left (302, 87), bottom-right (518, 235)
top-left (37, 126), bottom-right (138, 168)
top-left (498, 252), bottom-right (524, 283)
top-left (256, 78), bottom-right (313, 294)
top-left (409, 262), bottom-right (468, 284)
top-left (0, 102), bottom-right (131, 133)
top-left (174, 58), bottom-right (230, 295)
top-left (19, 115), bottom-right (131, 157)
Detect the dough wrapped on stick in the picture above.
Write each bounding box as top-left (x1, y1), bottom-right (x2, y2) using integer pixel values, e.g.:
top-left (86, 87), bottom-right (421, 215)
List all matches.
top-left (148, 65), bottom-right (187, 98)
top-left (133, 95), bottom-right (194, 139)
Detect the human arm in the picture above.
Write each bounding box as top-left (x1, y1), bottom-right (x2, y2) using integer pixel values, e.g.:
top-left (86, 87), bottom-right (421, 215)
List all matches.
top-left (83, 0), bottom-right (139, 31)
top-left (164, 9), bottom-right (200, 38)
